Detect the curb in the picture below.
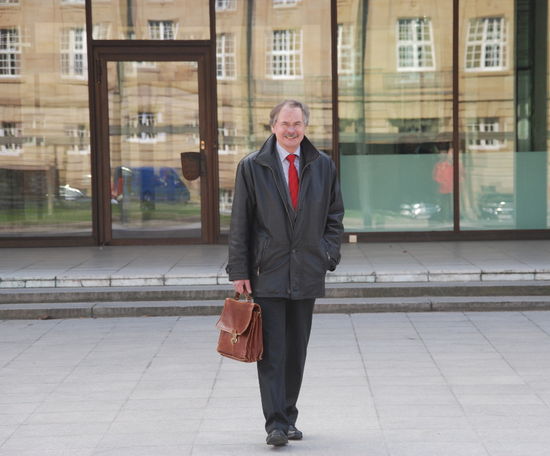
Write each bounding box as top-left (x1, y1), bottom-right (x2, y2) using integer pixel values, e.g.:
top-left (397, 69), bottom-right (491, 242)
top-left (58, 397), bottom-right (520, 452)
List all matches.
top-left (3, 296), bottom-right (550, 320)
top-left (3, 271), bottom-right (550, 290)
top-left (2, 281), bottom-right (550, 305)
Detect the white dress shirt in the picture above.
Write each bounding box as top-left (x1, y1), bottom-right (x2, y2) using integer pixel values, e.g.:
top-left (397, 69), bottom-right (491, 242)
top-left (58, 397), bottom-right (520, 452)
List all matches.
top-left (275, 142), bottom-right (301, 186)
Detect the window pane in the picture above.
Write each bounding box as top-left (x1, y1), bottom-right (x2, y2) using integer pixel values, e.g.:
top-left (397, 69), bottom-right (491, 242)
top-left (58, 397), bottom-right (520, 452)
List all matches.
top-left (91, 0), bottom-right (209, 40)
top-left (397, 17), bottom-right (435, 71)
top-left (216, 0), bottom-right (332, 233)
top-left (398, 19), bottom-right (412, 41)
top-left (0, 28), bottom-right (20, 76)
top-left (61, 28), bottom-right (87, 78)
top-left (216, 0), bottom-right (236, 12)
top-left (459, 1), bottom-right (517, 230)
top-left (108, 61), bottom-right (202, 239)
top-left (465, 16), bottom-right (506, 71)
top-left (0, 1), bottom-right (92, 237)
top-left (216, 33), bottom-right (236, 79)
top-left (338, 1), bottom-right (452, 232)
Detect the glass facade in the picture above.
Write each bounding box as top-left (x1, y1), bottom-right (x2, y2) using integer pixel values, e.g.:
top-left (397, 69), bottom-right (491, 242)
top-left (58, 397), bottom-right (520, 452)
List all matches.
top-left (459, 1), bottom-right (516, 230)
top-left (338, 1), bottom-right (453, 232)
top-left (91, 0), bottom-right (210, 40)
top-left (0, 0), bottom-right (92, 237)
top-left (215, 0), bottom-right (332, 233)
top-left (0, 0), bottom-right (549, 245)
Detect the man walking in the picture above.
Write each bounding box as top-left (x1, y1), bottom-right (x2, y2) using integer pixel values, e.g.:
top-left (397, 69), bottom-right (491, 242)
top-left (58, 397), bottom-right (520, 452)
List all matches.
top-left (226, 99), bottom-right (344, 446)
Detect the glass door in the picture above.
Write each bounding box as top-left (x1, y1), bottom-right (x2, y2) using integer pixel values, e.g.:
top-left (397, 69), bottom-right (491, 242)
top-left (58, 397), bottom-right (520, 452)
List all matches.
top-left (94, 49), bottom-right (216, 244)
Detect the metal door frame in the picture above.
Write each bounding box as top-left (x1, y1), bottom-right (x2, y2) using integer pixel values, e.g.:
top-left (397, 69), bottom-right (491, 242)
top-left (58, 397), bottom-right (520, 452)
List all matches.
top-left (91, 43), bottom-right (219, 245)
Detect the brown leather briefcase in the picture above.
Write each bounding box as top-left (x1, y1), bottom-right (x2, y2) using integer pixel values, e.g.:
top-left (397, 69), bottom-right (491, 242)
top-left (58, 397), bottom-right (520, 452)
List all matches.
top-left (216, 293), bottom-right (263, 362)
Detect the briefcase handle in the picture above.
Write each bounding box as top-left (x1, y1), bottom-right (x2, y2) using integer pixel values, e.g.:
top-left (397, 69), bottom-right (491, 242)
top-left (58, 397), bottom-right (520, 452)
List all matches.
top-left (234, 292), bottom-right (253, 302)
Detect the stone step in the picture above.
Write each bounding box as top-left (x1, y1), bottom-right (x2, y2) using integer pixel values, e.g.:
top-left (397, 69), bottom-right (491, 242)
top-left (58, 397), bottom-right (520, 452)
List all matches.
top-left (2, 295), bottom-right (550, 320)
top-left (2, 270), bottom-right (550, 289)
top-left (1, 281), bottom-right (550, 305)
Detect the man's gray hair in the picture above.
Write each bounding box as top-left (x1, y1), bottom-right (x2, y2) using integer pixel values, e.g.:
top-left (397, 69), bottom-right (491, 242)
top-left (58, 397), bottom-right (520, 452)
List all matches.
top-left (269, 99), bottom-right (310, 127)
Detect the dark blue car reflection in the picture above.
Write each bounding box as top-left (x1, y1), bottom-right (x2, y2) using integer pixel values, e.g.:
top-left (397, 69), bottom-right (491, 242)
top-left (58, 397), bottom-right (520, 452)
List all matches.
top-left (112, 166), bottom-right (190, 210)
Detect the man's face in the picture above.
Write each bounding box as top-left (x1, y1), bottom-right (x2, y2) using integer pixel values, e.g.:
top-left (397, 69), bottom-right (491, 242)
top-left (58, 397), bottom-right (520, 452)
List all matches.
top-left (271, 106), bottom-right (306, 153)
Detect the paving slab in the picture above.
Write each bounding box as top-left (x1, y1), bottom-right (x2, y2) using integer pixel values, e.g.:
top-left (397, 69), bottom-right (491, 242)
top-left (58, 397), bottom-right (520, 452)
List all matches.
top-left (1, 312), bottom-right (550, 455)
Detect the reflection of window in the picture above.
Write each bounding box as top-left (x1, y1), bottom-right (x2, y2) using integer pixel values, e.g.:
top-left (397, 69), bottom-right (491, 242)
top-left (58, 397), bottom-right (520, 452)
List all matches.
top-left (268, 29), bottom-right (302, 79)
top-left (127, 112), bottom-right (165, 143)
top-left (337, 23), bottom-right (355, 74)
top-left (135, 61), bottom-right (157, 70)
top-left (0, 28), bottom-right (20, 77)
top-left (0, 121), bottom-right (22, 155)
top-left (136, 112), bottom-right (155, 140)
top-left (92, 23), bottom-right (110, 40)
top-left (66, 124), bottom-right (89, 154)
top-left (219, 189), bottom-right (234, 214)
top-left (61, 28), bottom-right (87, 78)
top-left (397, 18), bottom-right (435, 71)
top-left (466, 17), bottom-right (506, 71)
top-left (391, 118), bottom-right (440, 134)
top-left (66, 124), bottom-right (87, 140)
top-left (0, 0), bottom-right (19, 5)
top-left (61, 0), bottom-right (84, 4)
top-left (467, 118), bottom-right (504, 150)
top-left (148, 21), bottom-right (176, 40)
top-left (273, 0), bottom-right (301, 6)
top-left (215, 0), bottom-right (236, 11)
top-left (216, 33), bottom-right (236, 79)
top-left (218, 123), bottom-right (238, 155)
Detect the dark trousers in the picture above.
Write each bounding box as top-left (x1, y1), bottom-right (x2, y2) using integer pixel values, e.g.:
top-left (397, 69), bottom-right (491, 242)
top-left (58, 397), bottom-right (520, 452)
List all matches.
top-left (255, 297), bottom-right (315, 434)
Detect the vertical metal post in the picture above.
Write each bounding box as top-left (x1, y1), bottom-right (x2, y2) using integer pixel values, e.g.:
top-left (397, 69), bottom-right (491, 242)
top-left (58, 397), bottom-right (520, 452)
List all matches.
top-left (452, 0), bottom-right (460, 232)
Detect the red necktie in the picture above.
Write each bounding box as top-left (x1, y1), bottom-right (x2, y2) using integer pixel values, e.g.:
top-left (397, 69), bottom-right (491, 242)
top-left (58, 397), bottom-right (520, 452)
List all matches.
top-left (286, 154), bottom-right (299, 209)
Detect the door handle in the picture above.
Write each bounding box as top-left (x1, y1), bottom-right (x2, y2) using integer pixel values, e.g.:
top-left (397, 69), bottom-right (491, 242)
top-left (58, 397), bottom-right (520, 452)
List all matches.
top-left (180, 152), bottom-right (204, 180)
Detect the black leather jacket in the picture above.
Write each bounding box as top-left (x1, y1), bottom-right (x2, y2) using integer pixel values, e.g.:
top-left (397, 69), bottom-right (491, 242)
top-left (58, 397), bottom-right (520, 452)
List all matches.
top-left (226, 134), bottom-right (344, 299)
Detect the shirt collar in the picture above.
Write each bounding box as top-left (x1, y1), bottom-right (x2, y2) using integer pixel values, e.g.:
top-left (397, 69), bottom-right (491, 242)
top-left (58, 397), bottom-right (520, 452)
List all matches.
top-left (276, 141), bottom-right (301, 163)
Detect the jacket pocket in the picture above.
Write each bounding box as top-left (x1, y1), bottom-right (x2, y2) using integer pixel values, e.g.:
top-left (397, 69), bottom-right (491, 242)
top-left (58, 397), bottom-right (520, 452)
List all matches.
top-left (321, 238), bottom-right (337, 271)
top-left (319, 239), bottom-right (330, 271)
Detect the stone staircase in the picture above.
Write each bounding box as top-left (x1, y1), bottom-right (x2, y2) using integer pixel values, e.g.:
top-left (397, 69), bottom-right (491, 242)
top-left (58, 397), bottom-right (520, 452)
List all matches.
top-left (2, 280), bottom-right (550, 319)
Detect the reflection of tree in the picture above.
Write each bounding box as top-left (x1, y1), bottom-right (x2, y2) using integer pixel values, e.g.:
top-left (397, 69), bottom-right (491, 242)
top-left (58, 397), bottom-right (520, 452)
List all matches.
top-left (246, 0), bottom-right (254, 151)
top-left (354, 0), bottom-right (368, 153)
top-left (125, 0), bottom-right (135, 39)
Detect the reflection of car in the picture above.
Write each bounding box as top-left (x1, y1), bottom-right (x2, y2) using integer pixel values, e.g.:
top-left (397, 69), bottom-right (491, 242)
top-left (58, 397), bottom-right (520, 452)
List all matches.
top-left (400, 202), bottom-right (441, 219)
top-left (112, 166), bottom-right (190, 209)
top-left (58, 185), bottom-right (87, 200)
top-left (478, 193), bottom-right (514, 221)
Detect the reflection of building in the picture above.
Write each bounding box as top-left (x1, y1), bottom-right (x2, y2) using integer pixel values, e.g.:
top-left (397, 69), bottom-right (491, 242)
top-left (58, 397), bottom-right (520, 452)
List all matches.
top-left (336, 0), bottom-right (522, 233)
top-left (0, 1), bottom-right (91, 235)
top-left (0, 0), bottom-right (549, 245)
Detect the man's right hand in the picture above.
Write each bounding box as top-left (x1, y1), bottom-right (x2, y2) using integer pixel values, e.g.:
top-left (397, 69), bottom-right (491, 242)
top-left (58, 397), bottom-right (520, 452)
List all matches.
top-left (233, 279), bottom-right (252, 296)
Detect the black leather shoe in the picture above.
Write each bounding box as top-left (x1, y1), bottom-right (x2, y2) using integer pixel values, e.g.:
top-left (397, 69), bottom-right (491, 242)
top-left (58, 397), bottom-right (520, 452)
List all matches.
top-left (266, 429), bottom-right (288, 446)
top-left (288, 425), bottom-right (303, 440)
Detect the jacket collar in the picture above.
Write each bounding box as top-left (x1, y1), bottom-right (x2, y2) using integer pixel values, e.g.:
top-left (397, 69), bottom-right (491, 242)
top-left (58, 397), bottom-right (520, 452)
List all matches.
top-left (254, 134), bottom-right (319, 169)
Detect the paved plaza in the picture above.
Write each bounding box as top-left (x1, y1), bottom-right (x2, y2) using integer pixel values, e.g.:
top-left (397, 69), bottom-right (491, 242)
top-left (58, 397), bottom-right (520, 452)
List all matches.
top-left (2, 241), bottom-right (550, 289)
top-left (2, 311), bottom-right (550, 455)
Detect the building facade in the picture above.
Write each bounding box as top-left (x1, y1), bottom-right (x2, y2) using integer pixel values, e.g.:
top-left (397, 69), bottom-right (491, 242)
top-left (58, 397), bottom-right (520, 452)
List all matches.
top-left (0, 0), bottom-right (548, 246)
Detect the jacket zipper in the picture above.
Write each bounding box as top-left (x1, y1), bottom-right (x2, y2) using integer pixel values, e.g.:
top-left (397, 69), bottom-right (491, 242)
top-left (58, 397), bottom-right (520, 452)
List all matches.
top-left (267, 166), bottom-right (293, 226)
top-left (297, 161), bottom-right (313, 211)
